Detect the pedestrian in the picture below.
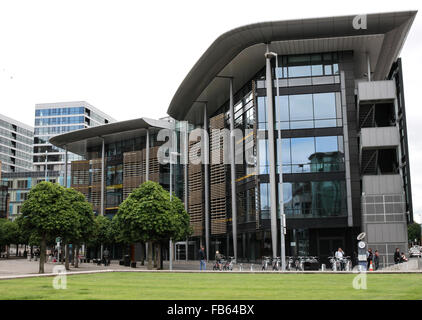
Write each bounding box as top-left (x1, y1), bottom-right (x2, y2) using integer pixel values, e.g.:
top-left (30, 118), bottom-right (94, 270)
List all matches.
top-left (366, 248), bottom-right (373, 270)
top-left (199, 246), bottom-right (206, 271)
top-left (373, 250), bottom-right (380, 270)
top-left (394, 248), bottom-right (401, 264)
top-left (103, 248), bottom-right (110, 266)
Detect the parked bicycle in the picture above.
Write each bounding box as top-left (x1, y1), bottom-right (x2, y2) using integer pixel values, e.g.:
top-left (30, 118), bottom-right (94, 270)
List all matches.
top-left (261, 256), bottom-right (271, 271)
top-left (222, 256), bottom-right (235, 271)
top-left (272, 256), bottom-right (281, 271)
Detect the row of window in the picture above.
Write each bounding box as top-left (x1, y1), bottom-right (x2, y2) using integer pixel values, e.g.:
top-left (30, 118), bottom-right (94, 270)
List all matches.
top-left (34, 125), bottom-right (85, 135)
top-left (35, 116), bottom-right (85, 126)
top-left (35, 107), bottom-right (85, 117)
top-left (259, 135), bottom-right (344, 174)
top-left (258, 92), bottom-right (342, 130)
top-left (0, 119), bottom-right (33, 138)
top-left (0, 154), bottom-right (32, 169)
top-left (0, 144), bottom-right (32, 160)
top-left (0, 128), bottom-right (33, 146)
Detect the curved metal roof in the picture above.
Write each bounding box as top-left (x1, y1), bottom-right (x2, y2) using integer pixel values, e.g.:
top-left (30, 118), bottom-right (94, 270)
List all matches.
top-left (167, 11), bottom-right (417, 124)
top-left (49, 117), bottom-right (173, 156)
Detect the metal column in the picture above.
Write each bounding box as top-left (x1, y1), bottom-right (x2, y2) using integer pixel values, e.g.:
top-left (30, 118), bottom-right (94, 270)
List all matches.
top-left (203, 104), bottom-right (210, 262)
top-left (265, 44), bottom-right (278, 259)
top-left (273, 54), bottom-right (286, 271)
top-left (229, 78), bottom-right (238, 261)
top-left (44, 150), bottom-right (48, 180)
top-left (64, 146), bottom-right (68, 188)
top-left (146, 129), bottom-right (150, 181)
top-left (184, 121), bottom-right (189, 262)
top-left (100, 137), bottom-right (105, 261)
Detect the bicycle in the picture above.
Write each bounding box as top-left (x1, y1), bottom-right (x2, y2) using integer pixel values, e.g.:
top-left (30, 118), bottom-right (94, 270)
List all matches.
top-left (223, 256), bottom-right (235, 271)
top-left (272, 257), bottom-right (281, 271)
top-left (261, 256), bottom-right (271, 271)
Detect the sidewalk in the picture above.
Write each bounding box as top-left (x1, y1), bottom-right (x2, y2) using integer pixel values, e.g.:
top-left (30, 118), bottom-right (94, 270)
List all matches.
top-left (1, 258), bottom-right (421, 280)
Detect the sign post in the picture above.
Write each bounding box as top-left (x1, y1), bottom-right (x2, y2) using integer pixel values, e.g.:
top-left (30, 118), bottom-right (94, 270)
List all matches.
top-left (357, 233), bottom-right (367, 271)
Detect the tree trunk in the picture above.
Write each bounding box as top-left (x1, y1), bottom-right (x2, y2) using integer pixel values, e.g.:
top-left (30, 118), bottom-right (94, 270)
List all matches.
top-left (153, 243), bottom-right (158, 269)
top-left (6, 245), bottom-right (9, 259)
top-left (147, 241), bottom-right (153, 270)
top-left (16, 244), bottom-right (19, 256)
top-left (74, 245), bottom-right (79, 268)
top-left (65, 244), bottom-right (70, 271)
top-left (39, 235), bottom-right (46, 274)
top-left (157, 242), bottom-right (162, 270)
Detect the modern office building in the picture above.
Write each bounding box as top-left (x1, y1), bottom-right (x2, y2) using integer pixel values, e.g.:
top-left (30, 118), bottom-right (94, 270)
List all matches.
top-left (50, 117), bottom-right (177, 259)
top-left (0, 113), bottom-right (34, 173)
top-left (33, 101), bottom-right (116, 186)
top-left (51, 11), bottom-right (416, 267)
top-left (1, 171), bottom-right (61, 220)
top-left (0, 162), bottom-right (9, 219)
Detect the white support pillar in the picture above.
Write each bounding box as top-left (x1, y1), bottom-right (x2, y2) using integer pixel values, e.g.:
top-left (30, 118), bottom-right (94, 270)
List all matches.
top-left (203, 104), bottom-right (210, 263)
top-left (265, 44), bottom-right (278, 259)
top-left (184, 121), bottom-right (189, 261)
top-left (100, 137), bottom-right (105, 261)
top-left (229, 78), bottom-right (238, 261)
top-left (367, 53), bottom-right (371, 82)
top-left (64, 146), bottom-right (68, 188)
top-left (146, 129), bottom-right (150, 181)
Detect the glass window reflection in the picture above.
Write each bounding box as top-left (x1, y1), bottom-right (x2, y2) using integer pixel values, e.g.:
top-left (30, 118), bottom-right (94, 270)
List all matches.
top-left (281, 180), bottom-right (347, 218)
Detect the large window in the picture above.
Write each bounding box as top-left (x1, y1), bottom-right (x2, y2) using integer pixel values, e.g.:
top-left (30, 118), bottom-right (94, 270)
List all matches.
top-left (257, 96), bottom-right (267, 130)
top-left (260, 183), bottom-right (271, 219)
top-left (258, 139), bottom-right (269, 174)
top-left (275, 52), bottom-right (340, 79)
top-left (281, 180), bottom-right (347, 218)
top-left (276, 136), bottom-right (344, 174)
top-left (275, 92), bottom-right (341, 130)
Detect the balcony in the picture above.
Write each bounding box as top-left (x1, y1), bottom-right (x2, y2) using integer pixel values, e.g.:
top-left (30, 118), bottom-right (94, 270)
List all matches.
top-left (357, 80), bottom-right (396, 102)
top-left (360, 127), bottom-right (399, 149)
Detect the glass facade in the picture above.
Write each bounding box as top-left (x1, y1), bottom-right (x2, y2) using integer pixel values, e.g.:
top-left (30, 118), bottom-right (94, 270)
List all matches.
top-left (282, 180), bottom-right (347, 218)
top-left (256, 92), bottom-right (342, 130)
top-left (33, 103), bottom-right (114, 174)
top-left (275, 52), bottom-right (340, 79)
top-left (0, 115), bottom-right (33, 173)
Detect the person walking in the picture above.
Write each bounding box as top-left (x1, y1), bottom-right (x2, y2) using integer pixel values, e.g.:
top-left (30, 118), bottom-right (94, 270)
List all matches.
top-left (373, 250), bottom-right (380, 270)
top-left (199, 246), bottom-right (206, 271)
top-left (366, 248), bottom-right (373, 270)
top-left (103, 248), bottom-right (110, 266)
top-left (394, 248), bottom-right (401, 264)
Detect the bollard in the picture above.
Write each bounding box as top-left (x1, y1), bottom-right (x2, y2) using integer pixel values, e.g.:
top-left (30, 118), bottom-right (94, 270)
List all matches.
top-left (321, 264), bottom-right (326, 271)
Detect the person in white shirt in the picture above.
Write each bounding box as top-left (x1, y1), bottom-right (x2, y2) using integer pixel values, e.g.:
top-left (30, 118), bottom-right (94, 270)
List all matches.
top-left (335, 248), bottom-right (345, 270)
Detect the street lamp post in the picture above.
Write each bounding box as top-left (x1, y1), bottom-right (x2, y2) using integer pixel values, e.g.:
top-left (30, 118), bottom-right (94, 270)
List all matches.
top-left (265, 51), bottom-right (286, 271)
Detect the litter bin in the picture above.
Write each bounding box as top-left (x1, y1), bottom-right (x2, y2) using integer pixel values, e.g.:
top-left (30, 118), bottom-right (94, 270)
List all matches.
top-left (124, 255), bottom-right (130, 267)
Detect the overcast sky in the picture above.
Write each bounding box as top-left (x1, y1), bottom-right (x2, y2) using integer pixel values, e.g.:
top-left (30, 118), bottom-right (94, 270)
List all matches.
top-left (0, 0), bottom-right (421, 221)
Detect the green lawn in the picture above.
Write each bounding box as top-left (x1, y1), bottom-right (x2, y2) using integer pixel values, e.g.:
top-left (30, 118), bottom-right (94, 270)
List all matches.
top-left (0, 272), bottom-right (421, 300)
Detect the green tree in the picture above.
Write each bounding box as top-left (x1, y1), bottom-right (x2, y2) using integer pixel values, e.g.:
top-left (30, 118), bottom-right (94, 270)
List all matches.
top-left (114, 181), bottom-right (191, 269)
top-left (408, 222), bottom-right (421, 245)
top-left (64, 188), bottom-right (96, 268)
top-left (0, 219), bottom-right (19, 258)
top-left (20, 182), bottom-right (80, 273)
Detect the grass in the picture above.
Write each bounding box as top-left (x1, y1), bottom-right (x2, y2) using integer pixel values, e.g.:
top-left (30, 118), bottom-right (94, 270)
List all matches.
top-left (0, 272), bottom-right (421, 300)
